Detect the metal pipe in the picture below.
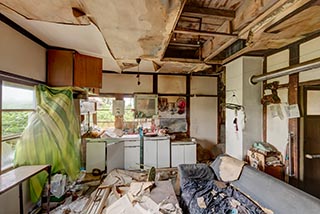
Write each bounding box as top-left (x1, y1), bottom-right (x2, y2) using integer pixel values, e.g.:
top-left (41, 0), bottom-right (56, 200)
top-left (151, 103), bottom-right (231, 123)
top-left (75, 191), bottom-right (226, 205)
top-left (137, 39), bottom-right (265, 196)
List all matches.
top-left (250, 58), bottom-right (320, 84)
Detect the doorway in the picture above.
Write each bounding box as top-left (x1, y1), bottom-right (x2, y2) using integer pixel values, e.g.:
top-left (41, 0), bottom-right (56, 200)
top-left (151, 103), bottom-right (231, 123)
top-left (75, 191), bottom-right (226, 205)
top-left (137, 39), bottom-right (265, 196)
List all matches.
top-left (302, 86), bottom-right (320, 198)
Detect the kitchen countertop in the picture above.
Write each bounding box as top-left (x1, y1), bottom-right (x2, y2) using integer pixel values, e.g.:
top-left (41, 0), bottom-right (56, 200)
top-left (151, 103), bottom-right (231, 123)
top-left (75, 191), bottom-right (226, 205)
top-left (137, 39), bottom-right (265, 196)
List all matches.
top-left (84, 134), bottom-right (170, 144)
top-left (171, 138), bottom-right (196, 144)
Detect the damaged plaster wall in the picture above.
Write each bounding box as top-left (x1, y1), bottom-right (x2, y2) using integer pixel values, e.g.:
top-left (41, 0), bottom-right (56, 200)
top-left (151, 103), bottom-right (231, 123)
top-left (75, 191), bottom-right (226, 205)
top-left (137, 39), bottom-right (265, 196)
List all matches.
top-left (0, 20), bottom-right (46, 214)
top-left (190, 76), bottom-right (218, 155)
top-left (266, 35), bottom-right (320, 159)
top-left (266, 50), bottom-right (289, 159)
top-left (225, 56), bottom-right (263, 160)
top-left (0, 21), bottom-right (46, 81)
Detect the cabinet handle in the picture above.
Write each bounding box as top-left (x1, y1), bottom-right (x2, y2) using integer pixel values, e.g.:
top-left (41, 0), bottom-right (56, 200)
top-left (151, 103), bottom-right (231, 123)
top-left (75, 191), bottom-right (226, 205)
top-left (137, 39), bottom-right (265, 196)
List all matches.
top-left (125, 146), bottom-right (140, 148)
top-left (305, 154), bottom-right (320, 159)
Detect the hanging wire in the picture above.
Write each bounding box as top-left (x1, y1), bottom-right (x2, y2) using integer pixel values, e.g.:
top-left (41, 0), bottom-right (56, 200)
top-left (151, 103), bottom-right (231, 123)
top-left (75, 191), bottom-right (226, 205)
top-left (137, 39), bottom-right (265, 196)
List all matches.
top-left (136, 58), bottom-right (141, 85)
top-left (222, 90), bottom-right (245, 111)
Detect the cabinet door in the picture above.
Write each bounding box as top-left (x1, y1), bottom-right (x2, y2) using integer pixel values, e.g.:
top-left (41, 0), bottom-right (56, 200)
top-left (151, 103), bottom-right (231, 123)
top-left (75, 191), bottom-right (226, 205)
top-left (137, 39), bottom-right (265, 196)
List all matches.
top-left (74, 53), bottom-right (102, 88)
top-left (124, 146), bottom-right (140, 170)
top-left (171, 144), bottom-right (184, 167)
top-left (144, 140), bottom-right (157, 169)
top-left (184, 144), bottom-right (197, 164)
top-left (86, 142), bottom-right (106, 172)
top-left (157, 139), bottom-right (170, 168)
top-left (47, 49), bottom-right (74, 86)
top-left (107, 142), bottom-right (124, 173)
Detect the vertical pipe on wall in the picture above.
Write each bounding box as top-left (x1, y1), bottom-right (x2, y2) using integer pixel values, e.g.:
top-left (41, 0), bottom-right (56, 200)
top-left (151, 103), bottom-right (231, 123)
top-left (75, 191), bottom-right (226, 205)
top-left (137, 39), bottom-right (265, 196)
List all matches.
top-left (186, 75), bottom-right (191, 137)
top-left (262, 56), bottom-right (267, 142)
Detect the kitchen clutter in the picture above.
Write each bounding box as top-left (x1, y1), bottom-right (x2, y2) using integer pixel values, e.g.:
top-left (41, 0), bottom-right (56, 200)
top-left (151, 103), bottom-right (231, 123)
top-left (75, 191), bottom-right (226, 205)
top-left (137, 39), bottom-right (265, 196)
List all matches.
top-left (47, 168), bottom-right (181, 214)
top-left (247, 141), bottom-right (285, 180)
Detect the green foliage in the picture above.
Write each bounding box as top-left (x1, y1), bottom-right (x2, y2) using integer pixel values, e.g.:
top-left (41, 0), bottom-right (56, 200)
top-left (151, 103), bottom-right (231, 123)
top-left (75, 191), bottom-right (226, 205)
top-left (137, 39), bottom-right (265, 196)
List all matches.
top-left (95, 97), bottom-right (135, 128)
top-left (2, 111), bottom-right (31, 138)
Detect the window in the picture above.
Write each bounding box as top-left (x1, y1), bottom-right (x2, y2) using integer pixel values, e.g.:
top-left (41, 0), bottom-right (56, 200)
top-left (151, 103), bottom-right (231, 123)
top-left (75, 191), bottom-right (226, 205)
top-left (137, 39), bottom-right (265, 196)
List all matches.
top-left (89, 97), bottom-right (135, 129)
top-left (123, 97), bottom-right (135, 122)
top-left (1, 81), bottom-right (36, 171)
top-left (95, 97), bottom-right (115, 128)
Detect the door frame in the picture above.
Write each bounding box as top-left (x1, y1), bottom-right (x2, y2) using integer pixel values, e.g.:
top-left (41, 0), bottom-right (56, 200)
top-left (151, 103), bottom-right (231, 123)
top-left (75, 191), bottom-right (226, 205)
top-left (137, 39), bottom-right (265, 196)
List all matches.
top-left (300, 85), bottom-right (320, 191)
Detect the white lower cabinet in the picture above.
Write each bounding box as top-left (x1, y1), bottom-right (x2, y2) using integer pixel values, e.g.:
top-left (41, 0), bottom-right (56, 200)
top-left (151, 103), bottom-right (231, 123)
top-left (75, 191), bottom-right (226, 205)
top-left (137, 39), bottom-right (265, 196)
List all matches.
top-left (124, 140), bottom-right (141, 170)
top-left (144, 140), bottom-right (157, 168)
top-left (157, 139), bottom-right (170, 168)
top-left (144, 138), bottom-right (170, 169)
top-left (107, 141), bottom-right (124, 173)
top-left (171, 142), bottom-right (197, 167)
top-left (86, 142), bottom-right (106, 172)
top-left (171, 144), bottom-right (184, 167)
top-left (124, 137), bottom-right (170, 170)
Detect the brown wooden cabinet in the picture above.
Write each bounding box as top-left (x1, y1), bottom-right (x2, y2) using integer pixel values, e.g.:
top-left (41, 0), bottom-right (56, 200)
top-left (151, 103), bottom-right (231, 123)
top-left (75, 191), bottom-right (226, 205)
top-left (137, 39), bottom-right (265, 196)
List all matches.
top-left (47, 49), bottom-right (102, 88)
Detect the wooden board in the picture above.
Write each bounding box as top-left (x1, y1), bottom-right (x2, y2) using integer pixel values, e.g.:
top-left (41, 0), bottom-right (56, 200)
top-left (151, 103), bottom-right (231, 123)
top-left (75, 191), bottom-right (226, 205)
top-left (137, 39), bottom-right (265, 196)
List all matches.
top-left (0, 165), bottom-right (50, 194)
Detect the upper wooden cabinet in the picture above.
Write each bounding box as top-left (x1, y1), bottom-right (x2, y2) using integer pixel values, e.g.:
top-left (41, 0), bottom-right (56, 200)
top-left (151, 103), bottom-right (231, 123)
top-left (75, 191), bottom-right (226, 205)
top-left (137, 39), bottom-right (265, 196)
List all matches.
top-left (47, 49), bottom-right (102, 88)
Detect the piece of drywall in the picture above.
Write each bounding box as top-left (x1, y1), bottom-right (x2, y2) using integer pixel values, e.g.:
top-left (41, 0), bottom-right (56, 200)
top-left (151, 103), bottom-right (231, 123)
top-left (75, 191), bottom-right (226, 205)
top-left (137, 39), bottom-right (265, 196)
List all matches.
top-left (0, 21), bottom-right (46, 81)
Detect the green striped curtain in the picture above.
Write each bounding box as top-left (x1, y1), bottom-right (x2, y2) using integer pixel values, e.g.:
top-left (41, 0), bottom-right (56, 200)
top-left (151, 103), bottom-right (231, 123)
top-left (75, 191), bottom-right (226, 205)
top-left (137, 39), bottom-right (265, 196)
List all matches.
top-left (14, 84), bottom-right (81, 202)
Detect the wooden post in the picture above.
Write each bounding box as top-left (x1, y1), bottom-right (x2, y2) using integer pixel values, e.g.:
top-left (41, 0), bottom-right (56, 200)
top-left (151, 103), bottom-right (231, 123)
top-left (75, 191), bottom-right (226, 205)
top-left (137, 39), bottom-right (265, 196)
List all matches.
top-left (288, 44), bottom-right (300, 186)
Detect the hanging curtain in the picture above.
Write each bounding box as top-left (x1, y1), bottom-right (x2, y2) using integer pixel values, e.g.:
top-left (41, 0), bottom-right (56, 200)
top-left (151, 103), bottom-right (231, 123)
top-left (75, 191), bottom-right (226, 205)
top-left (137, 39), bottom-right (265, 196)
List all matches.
top-left (14, 84), bottom-right (81, 202)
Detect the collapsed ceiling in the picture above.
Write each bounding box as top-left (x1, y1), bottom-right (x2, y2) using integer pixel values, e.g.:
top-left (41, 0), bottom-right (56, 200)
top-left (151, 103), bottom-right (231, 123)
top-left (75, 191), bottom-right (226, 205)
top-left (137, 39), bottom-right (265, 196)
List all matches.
top-left (1, 0), bottom-right (320, 73)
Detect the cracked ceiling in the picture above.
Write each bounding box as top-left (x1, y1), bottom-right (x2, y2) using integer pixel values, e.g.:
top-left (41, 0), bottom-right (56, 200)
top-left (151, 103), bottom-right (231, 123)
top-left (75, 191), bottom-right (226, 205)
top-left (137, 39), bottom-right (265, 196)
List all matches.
top-left (1, 0), bottom-right (320, 74)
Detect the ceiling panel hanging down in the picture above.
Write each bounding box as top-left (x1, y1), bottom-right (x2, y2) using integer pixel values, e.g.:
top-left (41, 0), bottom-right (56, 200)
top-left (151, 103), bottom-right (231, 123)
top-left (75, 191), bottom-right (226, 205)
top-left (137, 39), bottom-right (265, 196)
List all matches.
top-left (1, 0), bottom-right (320, 73)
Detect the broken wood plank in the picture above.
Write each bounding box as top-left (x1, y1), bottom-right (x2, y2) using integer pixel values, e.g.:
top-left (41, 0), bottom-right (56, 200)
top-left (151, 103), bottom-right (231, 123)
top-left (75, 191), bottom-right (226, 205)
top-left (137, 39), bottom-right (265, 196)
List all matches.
top-left (84, 186), bottom-right (110, 214)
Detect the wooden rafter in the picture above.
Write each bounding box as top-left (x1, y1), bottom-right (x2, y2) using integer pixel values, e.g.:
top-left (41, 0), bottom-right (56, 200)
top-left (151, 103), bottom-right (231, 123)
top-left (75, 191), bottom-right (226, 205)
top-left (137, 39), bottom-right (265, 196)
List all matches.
top-left (169, 42), bottom-right (201, 48)
top-left (174, 29), bottom-right (237, 37)
top-left (204, 0), bottom-right (314, 63)
top-left (182, 6), bottom-right (235, 20)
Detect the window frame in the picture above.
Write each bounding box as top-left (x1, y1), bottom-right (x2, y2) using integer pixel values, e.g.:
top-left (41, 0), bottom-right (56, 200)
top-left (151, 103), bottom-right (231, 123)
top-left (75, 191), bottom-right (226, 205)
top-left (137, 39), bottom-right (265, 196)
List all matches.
top-left (0, 74), bottom-right (40, 174)
top-left (90, 95), bottom-right (136, 128)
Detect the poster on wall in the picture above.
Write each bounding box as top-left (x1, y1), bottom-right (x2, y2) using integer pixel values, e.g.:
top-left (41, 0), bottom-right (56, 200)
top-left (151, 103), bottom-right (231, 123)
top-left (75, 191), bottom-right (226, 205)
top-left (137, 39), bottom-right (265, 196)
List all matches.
top-left (134, 94), bottom-right (158, 118)
top-left (159, 118), bottom-right (187, 133)
top-left (285, 104), bottom-right (300, 118)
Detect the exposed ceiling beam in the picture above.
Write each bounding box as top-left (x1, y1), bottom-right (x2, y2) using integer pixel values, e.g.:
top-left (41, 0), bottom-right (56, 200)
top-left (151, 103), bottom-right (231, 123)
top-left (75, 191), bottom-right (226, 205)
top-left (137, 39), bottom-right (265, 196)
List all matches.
top-left (160, 0), bottom-right (187, 60)
top-left (204, 38), bottom-right (237, 62)
top-left (162, 57), bottom-right (204, 63)
top-left (174, 29), bottom-right (237, 38)
top-left (238, 0), bottom-right (312, 38)
top-left (182, 6), bottom-right (235, 20)
top-left (169, 42), bottom-right (200, 48)
top-left (204, 0), bottom-right (313, 62)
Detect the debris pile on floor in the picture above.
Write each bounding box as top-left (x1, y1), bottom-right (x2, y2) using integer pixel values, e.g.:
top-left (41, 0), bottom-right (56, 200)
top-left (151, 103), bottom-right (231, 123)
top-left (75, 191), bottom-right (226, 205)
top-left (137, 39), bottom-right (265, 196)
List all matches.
top-left (49, 168), bottom-right (181, 214)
